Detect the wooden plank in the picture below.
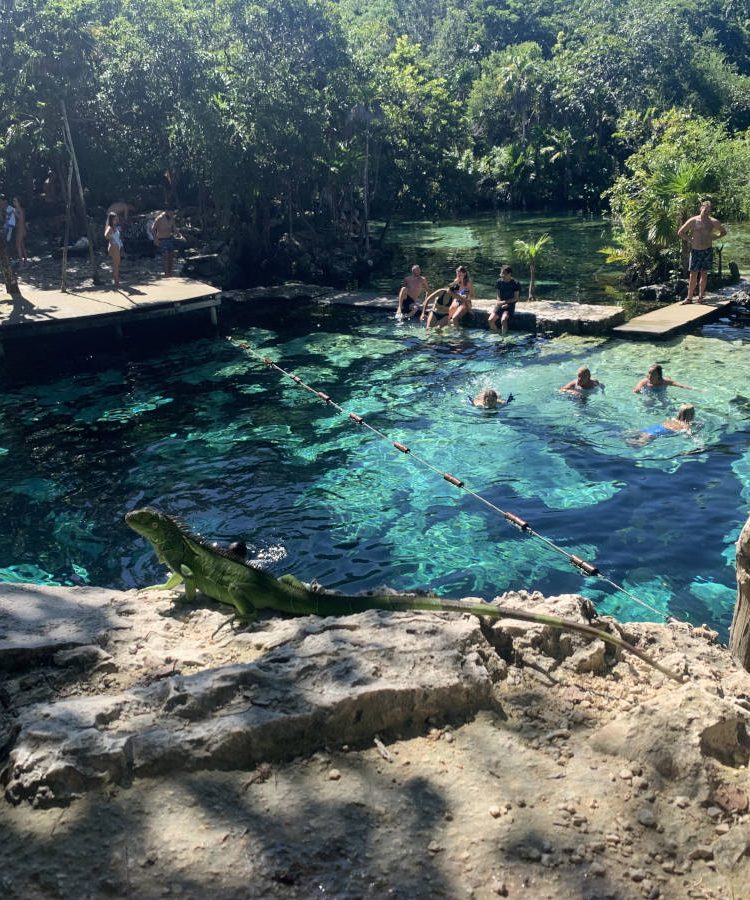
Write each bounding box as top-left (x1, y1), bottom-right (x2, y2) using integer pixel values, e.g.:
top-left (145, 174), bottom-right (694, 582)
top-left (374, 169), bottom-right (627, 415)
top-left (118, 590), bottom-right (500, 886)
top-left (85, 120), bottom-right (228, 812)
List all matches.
top-left (613, 296), bottom-right (732, 338)
top-left (0, 277), bottom-right (221, 333)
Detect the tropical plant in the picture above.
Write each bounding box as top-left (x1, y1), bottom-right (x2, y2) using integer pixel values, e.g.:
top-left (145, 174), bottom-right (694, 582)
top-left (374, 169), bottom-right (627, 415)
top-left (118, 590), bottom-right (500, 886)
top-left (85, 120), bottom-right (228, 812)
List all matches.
top-left (513, 233), bottom-right (553, 299)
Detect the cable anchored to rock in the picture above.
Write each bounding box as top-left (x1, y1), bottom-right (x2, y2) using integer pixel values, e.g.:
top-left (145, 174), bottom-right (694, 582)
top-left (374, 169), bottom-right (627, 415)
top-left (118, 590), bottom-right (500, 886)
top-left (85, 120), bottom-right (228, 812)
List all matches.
top-left (232, 339), bottom-right (681, 624)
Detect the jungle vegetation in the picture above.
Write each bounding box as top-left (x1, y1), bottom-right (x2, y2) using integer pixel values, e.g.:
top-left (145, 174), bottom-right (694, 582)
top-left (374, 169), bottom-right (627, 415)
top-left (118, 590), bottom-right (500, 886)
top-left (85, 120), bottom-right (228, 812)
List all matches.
top-left (1, 0), bottom-right (749, 280)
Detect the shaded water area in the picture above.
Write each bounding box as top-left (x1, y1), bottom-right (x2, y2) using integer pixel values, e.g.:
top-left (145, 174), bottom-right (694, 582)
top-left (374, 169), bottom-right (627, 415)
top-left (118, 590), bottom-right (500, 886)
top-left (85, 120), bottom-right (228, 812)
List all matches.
top-left (372, 213), bottom-right (750, 304)
top-left (2, 293), bottom-right (750, 637)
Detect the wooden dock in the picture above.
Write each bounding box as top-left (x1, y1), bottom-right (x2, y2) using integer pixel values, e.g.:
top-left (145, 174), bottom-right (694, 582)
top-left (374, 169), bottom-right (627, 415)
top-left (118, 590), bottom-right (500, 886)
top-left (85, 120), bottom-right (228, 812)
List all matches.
top-left (613, 296), bottom-right (732, 339)
top-left (0, 277), bottom-right (221, 354)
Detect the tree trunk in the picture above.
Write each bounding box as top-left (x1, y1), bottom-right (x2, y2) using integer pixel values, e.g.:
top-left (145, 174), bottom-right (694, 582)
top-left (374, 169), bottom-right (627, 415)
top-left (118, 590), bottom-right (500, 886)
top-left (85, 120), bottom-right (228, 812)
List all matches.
top-left (0, 237), bottom-right (20, 296)
top-left (363, 124), bottom-right (370, 253)
top-left (61, 160), bottom-right (74, 291)
top-left (730, 513), bottom-right (750, 671)
top-left (528, 264), bottom-right (536, 300)
top-left (60, 99), bottom-right (100, 284)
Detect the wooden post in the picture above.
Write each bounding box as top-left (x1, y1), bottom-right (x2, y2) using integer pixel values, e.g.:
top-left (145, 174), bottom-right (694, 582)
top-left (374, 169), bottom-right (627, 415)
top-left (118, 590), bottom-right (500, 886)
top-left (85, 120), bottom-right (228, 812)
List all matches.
top-left (60, 100), bottom-right (101, 285)
top-left (61, 160), bottom-right (73, 292)
top-left (730, 512), bottom-right (750, 671)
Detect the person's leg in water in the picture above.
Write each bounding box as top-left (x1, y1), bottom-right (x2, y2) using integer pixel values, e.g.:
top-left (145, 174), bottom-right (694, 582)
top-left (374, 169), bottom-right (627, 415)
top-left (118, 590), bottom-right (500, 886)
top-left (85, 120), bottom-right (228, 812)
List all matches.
top-left (501, 309), bottom-right (511, 336)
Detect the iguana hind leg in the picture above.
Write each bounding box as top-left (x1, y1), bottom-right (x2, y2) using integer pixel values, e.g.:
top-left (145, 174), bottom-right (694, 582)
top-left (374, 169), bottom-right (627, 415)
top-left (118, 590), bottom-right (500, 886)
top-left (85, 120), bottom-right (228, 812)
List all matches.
top-left (143, 572), bottom-right (184, 591)
top-left (180, 565), bottom-right (197, 602)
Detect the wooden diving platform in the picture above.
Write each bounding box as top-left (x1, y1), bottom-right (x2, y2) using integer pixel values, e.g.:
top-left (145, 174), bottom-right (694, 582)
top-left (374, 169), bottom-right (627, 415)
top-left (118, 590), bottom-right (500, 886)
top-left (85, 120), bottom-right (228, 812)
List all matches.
top-left (613, 295), bottom-right (732, 339)
top-left (0, 277), bottom-right (221, 354)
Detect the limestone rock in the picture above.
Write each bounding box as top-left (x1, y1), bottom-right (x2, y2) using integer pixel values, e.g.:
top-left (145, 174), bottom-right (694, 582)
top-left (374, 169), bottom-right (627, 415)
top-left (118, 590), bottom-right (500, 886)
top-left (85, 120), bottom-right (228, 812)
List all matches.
top-left (2, 610), bottom-right (494, 805)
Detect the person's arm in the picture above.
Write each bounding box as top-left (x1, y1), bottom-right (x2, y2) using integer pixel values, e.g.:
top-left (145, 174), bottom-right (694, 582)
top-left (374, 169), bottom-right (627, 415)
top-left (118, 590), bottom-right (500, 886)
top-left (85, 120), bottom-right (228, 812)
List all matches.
top-left (664, 378), bottom-right (696, 390)
top-left (559, 380), bottom-right (577, 393)
top-left (677, 219), bottom-right (693, 240)
top-left (422, 288), bottom-right (441, 320)
top-left (512, 288), bottom-right (520, 303)
top-left (715, 220), bottom-right (727, 238)
top-left (633, 379), bottom-right (646, 394)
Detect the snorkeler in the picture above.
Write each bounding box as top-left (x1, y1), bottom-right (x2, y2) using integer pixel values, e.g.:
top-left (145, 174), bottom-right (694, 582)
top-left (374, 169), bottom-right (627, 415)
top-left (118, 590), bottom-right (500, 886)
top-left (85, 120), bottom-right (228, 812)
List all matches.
top-left (629, 404), bottom-right (696, 446)
top-left (560, 366), bottom-right (602, 394)
top-left (469, 388), bottom-right (514, 409)
top-left (633, 364), bottom-right (696, 394)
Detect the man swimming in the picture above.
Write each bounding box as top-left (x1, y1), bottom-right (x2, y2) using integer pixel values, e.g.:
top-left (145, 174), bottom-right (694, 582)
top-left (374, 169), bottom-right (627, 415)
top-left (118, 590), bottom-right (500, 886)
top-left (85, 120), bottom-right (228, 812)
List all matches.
top-left (633, 364), bottom-right (695, 394)
top-left (397, 265), bottom-right (429, 317)
top-left (560, 366), bottom-right (602, 394)
top-left (470, 388), bottom-right (513, 409)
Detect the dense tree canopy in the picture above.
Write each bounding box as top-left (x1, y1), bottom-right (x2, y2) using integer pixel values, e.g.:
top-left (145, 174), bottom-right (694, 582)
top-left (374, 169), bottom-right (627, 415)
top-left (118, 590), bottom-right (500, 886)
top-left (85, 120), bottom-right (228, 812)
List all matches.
top-left (1, 0), bottom-right (749, 277)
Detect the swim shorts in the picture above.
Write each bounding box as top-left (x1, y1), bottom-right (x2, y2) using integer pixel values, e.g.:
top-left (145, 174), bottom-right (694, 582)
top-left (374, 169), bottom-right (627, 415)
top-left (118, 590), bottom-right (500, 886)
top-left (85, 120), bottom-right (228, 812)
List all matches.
top-left (689, 247), bottom-right (713, 272)
top-left (160, 237), bottom-right (176, 254)
top-left (402, 296), bottom-right (416, 314)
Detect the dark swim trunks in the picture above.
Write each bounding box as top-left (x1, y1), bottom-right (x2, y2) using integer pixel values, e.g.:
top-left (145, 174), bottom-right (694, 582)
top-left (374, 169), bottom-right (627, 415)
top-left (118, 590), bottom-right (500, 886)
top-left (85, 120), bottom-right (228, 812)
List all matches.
top-left (689, 247), bottom-right (713, 272)
top-left (402, 296), bottom-right (417, 314)
top-left (159, 237), bottom-right (176, 254)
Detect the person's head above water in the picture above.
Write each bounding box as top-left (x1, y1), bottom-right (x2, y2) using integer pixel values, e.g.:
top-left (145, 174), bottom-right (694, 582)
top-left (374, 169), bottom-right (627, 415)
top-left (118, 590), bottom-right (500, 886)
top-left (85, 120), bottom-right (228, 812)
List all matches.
top-left (577, 366), bottom-right (593, 385)
top-left (476, 388), bottom-right (498, 408)
top-left (411, 264), bottom-right (421, 276)
top-left (647, 364), bottom-right (664, 384)
top-left (676, 404), bottom-right (695, 423)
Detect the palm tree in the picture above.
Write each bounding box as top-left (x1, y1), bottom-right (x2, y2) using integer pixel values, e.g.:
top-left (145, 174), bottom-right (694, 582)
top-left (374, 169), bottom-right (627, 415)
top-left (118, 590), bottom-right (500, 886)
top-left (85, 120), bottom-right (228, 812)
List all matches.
top-left (513, 233), bottom-right (553, 300)
top-left (649, 161), bottom-right (715, 275)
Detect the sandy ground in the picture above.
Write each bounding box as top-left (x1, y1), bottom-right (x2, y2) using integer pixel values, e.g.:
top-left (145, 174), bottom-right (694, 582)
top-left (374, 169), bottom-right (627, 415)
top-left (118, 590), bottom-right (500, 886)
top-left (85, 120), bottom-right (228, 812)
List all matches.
top-left (2, 583), bottom-right (750, 900)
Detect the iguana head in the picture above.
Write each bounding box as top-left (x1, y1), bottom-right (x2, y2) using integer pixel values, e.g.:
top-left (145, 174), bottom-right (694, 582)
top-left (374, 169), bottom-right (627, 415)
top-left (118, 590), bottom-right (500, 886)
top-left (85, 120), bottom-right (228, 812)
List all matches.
top-left (125, 507), bottom-right (186, 560)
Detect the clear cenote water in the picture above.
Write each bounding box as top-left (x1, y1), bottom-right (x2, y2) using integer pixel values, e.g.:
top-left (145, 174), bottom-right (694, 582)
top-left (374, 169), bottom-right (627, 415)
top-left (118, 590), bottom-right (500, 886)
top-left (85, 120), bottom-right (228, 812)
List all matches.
top-left (2, 298), bottom-right (749, 637)
top-left (372, 212), bottom-right (750, 305)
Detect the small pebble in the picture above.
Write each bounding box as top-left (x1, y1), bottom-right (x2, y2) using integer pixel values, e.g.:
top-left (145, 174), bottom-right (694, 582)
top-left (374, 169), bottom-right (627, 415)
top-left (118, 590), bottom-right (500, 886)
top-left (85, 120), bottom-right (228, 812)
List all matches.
top-left (328, 769), bottom-right (341, 781)
top-left (589, 862), bottom-right (606, 877)
top-left (637, 808), bottom-right (657, 829)
top-left (706, 806), bottom-right (722, 820)
top-left (629, 868), bottom-right (646, 882)
top-left (427, 840), bottom-right (443, 854)
top-left (619, 768), bottom-right (633, 780)
top-left (489, 806), bottom-right (502, 819)
top-left (715, 822), bottom-right (730, 834)
top-left (674, 796), bottom-right (690, 809)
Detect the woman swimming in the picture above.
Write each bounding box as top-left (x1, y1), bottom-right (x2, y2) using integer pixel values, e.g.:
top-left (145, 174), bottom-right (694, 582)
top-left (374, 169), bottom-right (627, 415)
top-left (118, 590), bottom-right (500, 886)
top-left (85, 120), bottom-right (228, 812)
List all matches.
top-left (633, 363), bottom-right (694, 393)
top-left (469, 388), bottom-right (513, 409)
top-left (629, 403), bottom-right (696, 445)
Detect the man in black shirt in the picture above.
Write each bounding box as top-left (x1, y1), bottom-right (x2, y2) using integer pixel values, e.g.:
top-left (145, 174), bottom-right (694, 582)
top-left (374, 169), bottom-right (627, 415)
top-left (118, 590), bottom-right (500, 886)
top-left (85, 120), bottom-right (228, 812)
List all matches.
top-left (489, 265), bottom-right (521, 335)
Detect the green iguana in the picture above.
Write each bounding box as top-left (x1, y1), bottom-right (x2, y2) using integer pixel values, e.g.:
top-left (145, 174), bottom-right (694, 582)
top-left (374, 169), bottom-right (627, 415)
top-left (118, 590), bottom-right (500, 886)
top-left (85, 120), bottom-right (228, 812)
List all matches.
top-left (125, 506), bottom-right (681, 682)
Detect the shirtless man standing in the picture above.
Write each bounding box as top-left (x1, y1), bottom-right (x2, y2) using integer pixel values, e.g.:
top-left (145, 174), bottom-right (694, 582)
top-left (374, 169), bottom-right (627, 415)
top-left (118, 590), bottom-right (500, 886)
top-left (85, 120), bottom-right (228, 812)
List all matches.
top-left (153, 208), bottom-right (177, 276)
top-left (677, 201), bottom-right (726, 304)
top-left (396, 264), bottom-right (429, 318)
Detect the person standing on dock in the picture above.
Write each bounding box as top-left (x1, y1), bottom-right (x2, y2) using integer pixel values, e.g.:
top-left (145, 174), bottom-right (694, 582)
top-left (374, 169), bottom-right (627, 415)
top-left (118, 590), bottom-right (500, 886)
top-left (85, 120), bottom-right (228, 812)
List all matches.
top-left (677, 201), bottom-right (726, 304)
top-left (153, 208), bottom-right (177, 277)
top-left (13, 199), bottom-right (27, 264)
top-left (397, 264), bottom-right (429, 318)
top-left (104, 212), bottom-right (124, 289)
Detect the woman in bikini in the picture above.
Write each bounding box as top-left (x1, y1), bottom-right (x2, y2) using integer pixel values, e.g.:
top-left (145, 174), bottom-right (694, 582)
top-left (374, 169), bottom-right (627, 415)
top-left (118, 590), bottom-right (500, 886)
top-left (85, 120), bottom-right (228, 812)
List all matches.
top-left (104, 211), bottom-right (124, 288)
top-left (423, 283), bottom-right (461, 329)
top-left (448, 265), bottom-right (474, 326)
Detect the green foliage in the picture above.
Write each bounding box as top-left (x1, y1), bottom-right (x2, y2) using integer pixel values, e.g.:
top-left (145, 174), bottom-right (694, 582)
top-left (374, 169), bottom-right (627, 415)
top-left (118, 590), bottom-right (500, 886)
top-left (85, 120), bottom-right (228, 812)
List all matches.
top-left (513, 232), bottom-right (553, 298)
top-left (1, 0), bottom-right (750, 280)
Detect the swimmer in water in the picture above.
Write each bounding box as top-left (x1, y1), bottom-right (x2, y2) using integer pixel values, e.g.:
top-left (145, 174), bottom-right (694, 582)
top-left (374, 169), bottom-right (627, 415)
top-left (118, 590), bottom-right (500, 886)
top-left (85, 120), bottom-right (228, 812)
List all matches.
top-left (628, 403), bottom-right (696, 446)
top-left (559, 366), bottom-right (602, 394)
top-left (469, 388), bottom-right (514, 409)
top-left (227, 540), bottom-right (248, 560)
top-left (633, 363), bottom-right (695, 393)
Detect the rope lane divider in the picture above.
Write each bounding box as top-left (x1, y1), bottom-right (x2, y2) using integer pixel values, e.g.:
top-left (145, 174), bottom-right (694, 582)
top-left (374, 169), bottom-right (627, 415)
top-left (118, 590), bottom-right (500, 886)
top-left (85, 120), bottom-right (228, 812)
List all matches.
top-left (232, 339), bottom-right (680, 624)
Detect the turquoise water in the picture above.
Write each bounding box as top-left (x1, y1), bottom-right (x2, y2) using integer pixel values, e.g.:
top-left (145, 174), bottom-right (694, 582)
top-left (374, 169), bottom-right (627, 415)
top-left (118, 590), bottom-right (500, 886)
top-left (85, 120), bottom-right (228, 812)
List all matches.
top-left (372, 213), bottom-right (750, 304)
top-left (1, 300), bottom-right (749, 636)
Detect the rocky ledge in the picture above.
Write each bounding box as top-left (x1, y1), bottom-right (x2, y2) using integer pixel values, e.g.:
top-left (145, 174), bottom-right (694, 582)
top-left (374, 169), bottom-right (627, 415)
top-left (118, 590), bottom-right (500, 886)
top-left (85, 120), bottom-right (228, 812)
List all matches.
top-left (1, 583), bottom-right (749, 899)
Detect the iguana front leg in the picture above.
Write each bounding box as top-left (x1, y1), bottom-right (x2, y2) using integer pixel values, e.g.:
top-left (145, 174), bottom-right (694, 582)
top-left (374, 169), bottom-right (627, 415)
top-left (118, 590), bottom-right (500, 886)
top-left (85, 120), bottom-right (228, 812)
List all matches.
top-left (180, 565), bottom-right (197, 602)
top-left (143, 572), bottom-right (184, 591)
